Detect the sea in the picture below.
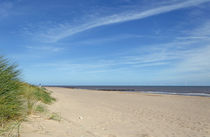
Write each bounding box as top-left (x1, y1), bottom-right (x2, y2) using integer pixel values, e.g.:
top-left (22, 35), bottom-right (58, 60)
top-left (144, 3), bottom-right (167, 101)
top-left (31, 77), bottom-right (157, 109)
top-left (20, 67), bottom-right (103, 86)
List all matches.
top-left (49, 86), bottom-right (210, 97)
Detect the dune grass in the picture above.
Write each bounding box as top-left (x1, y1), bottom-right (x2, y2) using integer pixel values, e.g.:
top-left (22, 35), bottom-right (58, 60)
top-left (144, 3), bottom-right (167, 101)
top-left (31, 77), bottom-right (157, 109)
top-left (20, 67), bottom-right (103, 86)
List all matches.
top-left (48, 112), bottom-right (61, 122)
top-left (0, 56), bottom-right (56, 136)
top-left (35, 104), bottom-right (47, 113)
top-left (20, 83), bottom-right (56, 115)
top-left (0, 56), bottom-right (23, 127)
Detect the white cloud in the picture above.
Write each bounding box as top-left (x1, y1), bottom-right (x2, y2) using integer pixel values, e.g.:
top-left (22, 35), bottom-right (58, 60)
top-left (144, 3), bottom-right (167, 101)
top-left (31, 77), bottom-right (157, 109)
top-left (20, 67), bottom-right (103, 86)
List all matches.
top-left (29, 0), bottom-right (210, 43)
top-left (26, 46), bottom-right (64, 52)
top-left (22, 18), bottom-right (210, 85)
top-left (69, 34), bottom-right (144, 45)
top-left (30, 21), bottom-right (210, 84)
top-left (177, 45), bottom-right (210, 72)
top-left (29, 40), bottom-right (199, 72)
top-left (190, 21), bottom-right (210, 37)
top-left (0, 2), bottom-right (13, 17)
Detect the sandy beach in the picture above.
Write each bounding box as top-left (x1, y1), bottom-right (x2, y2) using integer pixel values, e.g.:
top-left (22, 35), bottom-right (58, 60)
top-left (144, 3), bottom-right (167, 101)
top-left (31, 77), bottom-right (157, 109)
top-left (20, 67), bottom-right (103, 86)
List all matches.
top-left (21, 87), bottom-right (210, 137)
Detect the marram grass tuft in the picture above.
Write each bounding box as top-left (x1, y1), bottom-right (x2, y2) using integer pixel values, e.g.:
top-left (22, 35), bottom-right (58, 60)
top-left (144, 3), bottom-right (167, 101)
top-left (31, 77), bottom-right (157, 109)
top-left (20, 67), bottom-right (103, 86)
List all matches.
top-left (0, 56), bottom-right (56, 136)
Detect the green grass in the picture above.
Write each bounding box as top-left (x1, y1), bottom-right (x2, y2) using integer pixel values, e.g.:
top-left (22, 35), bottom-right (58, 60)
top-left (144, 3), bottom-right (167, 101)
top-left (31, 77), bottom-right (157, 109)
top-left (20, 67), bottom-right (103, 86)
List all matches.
top-left (0, 56), bottom-right (56, 136)
top-left (20, 83), bottom-right (56, 114)
top-left (35, 104), bottom-right (47, 113)
top-left (48, 112), bottom-right (61, 122)
top-left (0, 56), bottom-right (23, 127)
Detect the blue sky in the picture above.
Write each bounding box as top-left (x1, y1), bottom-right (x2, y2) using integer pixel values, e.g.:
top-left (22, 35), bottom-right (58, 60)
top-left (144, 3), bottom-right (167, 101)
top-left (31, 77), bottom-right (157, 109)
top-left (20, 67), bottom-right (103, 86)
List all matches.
top-left (1, 0), bottom-right (210, 85)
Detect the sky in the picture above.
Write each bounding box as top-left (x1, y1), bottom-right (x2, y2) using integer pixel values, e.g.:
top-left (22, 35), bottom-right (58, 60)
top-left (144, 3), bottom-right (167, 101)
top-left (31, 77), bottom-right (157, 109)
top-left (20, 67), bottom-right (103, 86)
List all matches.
top-left (0, 0), bottom-right (210, 86)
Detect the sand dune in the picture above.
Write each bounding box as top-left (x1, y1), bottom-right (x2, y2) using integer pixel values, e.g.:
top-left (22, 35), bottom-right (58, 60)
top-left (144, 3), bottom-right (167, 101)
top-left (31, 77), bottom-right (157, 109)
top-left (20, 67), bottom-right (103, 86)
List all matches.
top-left (21, 87), bottom-right (210, 137)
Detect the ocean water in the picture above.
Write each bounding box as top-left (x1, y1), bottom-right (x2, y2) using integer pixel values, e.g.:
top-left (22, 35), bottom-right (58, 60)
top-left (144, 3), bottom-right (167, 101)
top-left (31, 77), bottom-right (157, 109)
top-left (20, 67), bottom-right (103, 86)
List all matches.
top-left (52, 86), bottom-right (210, 97)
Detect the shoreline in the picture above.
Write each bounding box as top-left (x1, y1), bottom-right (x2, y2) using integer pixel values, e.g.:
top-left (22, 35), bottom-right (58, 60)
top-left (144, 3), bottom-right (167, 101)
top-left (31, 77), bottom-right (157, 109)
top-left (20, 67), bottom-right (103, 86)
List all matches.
top-left (45, 86), bottom-right (210, 97)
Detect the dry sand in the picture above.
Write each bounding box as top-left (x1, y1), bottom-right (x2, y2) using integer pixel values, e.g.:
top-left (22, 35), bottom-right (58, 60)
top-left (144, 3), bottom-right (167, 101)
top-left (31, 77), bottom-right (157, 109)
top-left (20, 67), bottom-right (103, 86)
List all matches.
top-left (21, 87), bottom-right (210, 137)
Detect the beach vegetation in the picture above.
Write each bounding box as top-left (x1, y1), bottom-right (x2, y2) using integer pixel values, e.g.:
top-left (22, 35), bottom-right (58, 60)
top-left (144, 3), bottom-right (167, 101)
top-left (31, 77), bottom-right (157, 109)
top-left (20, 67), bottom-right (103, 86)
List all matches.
top-left (48, 112), bottom-right (61, 122)
top-left (35, 104), bottom-right (47, 113)
top-left (20, 83), bottom-right (56, 114)
top-left (0, 56), bottom-right (22, 127)
top-left (0, 56), bottom-right (56, 136)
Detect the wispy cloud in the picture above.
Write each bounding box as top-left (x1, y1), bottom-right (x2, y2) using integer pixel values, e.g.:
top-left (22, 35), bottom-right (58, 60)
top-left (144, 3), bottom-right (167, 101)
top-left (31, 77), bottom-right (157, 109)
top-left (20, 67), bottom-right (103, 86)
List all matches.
top-left (171, 21), bottom-right (210, 73)
top-left (0, 1), bottom-right (14, 17)
top-left (29, 19), bottom-right (210, 82)
top-left (27, 0), bottom-right (210, 43)
top-left (177, 45), bottom-right (210, 72)
top-left (30, 40), bottom-right (205, 72)
top-left (26, 46), bottom-right (64, 52)
top-left (69, 34), bottom-right (145, 45)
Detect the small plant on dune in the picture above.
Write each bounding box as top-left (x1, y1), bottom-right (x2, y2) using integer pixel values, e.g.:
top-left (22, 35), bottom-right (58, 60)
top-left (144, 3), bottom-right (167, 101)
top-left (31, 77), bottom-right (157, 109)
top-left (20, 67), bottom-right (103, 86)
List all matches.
top-left (35, 104), bottom-right (47, 113)
top-left (21, 83), bottom-right (56, 115)
top-left (48, 112), bottom-right (61, 122)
